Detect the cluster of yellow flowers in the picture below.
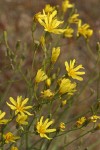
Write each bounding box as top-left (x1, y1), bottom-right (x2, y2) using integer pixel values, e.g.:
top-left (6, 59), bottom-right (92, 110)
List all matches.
top-left (76, 115), bottom-right (100, 127)
top-left (35, 9), bottom-right (64, 34)
top-left (0, 97), bottom-right (56, 142)
top-left (34, 0), bottom-right (93, 39)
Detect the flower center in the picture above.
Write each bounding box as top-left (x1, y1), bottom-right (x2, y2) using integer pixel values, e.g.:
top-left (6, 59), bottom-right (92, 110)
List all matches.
top-left (69, 69), bottom-right (75, 76)
top-left (5, 133), bottom-right (13, 141)
top-left (39, 125), bottom-right (46, 134)
top-left (16, 105), bottom-right (23, 112)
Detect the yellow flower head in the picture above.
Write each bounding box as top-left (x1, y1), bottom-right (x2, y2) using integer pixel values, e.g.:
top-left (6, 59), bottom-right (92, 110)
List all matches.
top-left (61, 100), bottom-right (67, 107)
top-left (6, 96), bottom-right (32, 116)
top-left (59, 78), bottom-right (76, 95)
top-left (51, 47), bottom-right (60, 63)
top-left (89, 115), bottom-right (100, 123)
top-left (62, 0), bottom-right (74, 13)
top-left (41, 89), bottom-right (54, 98)
top-left (59, 122), bottom-right (66, 131)
top-left (96, 124), bottom-right (100, 130)
top-left (76, 117), bottom-right (86, 127)
top-left (11, 146), bottom-right (18, 150)
top-left (77, 20), bottom-right (93, 39)
top-left (36, 116), bottom-right (56, 140)
top-left (46, 78), bottom-right (51, 87)
top-left (64, 26), bottom-right (74, 38)
top-left (40, 35), bottom-right (45, 47)
top-left (3, 132), bottom-right (20, 143)
top-left (16, 114), bottom-right (28, 125)
top-left (35, 10), bottom-right (65, 34)
top-left (0, 110), bottom-right (9, 124)
top-left (44, 4), bottom-right (55, 13)
top-left (68, 13), bottom-right (80, 24)
top-left (65, 59), bottom-right (85, 81)
top-left (35, 69), bottom-right (48, 83)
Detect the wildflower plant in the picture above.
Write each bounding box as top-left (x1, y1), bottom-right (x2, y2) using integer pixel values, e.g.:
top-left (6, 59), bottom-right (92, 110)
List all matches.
top-left (6, 96), bottom-right (33, 115)
top-left (35, 9), bottom-right (65, 34)
top-left (0, 0), bottom-right (100, 149)
top-left (36, 116), bottom-right (56, 140)
top-left (65, 59), bottom-right (85, 81)
top-left (3, 132), bottom-right (20, 144)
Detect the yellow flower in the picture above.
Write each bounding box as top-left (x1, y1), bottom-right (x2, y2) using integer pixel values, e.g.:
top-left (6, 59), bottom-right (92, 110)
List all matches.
top-left (35, 69), bottom-right (48, 83)
top-left (44, 4), bottom-right (55, 13)
top-left (16, 114), bottom-right (28, 125)
top-left (59, 78), bottom-right (76, 95)
top-left (77, 20), bottom-right (93, 39)
top-left (65, 59), bottom-right (85, 81)
top-left (3, 132), bottom-right (20, 143)
top-left (61, 100), bottom-right (67, 107)
top-left (6, 96), bottom-right (32, 116)
top-left (0, 110), bottom-right (9, 124)
top-left (68, 14), bottom-right (80, 24)
top-left (76, 117), bottom-right (86, 127)
top-left (41, 89), bottom-right (54, 98)
top-left (35, 10), bottom-right (65, 34)
top-left (95, 124), bottom-right (100, 130)
top-left (62, 0), bottom-right (74, 13)
top-left (51, 47), bottom-right (60, 63)
top-left (59, 122), bottom-right (66, 131)
top-left (46, 78), bottom-right (51, 87)
top-left (36, 116), bottom-right (56, 140)
top-left (90, 115), bottom-right (100, 123)
top-left (64, 26), bottom-right (74, 38)
top-left (11, 146), bottom-right (18, 150)
top-left (40, 35), bottom-right (45, 47)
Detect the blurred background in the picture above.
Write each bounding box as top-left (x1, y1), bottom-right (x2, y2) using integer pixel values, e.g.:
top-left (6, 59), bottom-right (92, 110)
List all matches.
top-left (0, 0), bottom-right (100, 149)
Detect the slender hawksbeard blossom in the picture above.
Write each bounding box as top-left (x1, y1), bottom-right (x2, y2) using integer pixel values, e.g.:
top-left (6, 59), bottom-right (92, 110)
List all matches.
top-left (0, 110), bottom-right (9, 124)
top-left (35, 9), bottom-right (65, 34)
top-left (36, 116), bottom-right (56, 140)
top-left (64, 26), bottom-right (74, 38)
top-left (59, 122), bottom-right (66, 131)
top-left (51, 47), bottom-right (60, 63)
top-left (89, 115), bottom-right (100, 123)
top-left (62, 0), bottom-right (74, 13)
top-left (10, 146), bottom-right (18, 150)
top-left (68, 13), bottom-right (80, 24)
top-left (61, 100), bottom-right (67, 107)
top-left (59, 78), bottom-right (76, 95)
top-left (46, 78), bottom-right (51, 87)
top-left (76, 117), bottom-right (86, 127)
top-left (40, 35), bottom-right (45, 48)
top-left (3, 132), bottom-right (20, 143)
top-left (77, 20), bottom-right (93, 39)
top-left (16, 114), bottom-right (28, 126)
top-left (35, 69), bottom-right (48, 83)
top-left (65, 59), bottom-right (85, 81)
top-left (44, 4), bottom-right (55, 13)
top-left (41, 89), bottom-right (54, 98)
top-left (6, 96), bottom-right (33, 116)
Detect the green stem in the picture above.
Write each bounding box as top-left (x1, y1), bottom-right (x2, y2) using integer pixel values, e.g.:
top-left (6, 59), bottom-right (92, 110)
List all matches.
top-left (28, 139), bottom-right (43, 149)
top-left (62, 129), bottom-right (93, 148)
top-left (97, 72), bottom-right (100, 100)
top-left (86, 41), bottom-right (96, 60)
top-left (43, 47), bottom-right (47, 71)
top-left (0, 128), bottom-right (4, 150)
top-left (19, 68), bottom-right (30, 86)
top-left (25, 131), bottom-right (28, 149)
top-left (46, 132), bottom-right (58, 150)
